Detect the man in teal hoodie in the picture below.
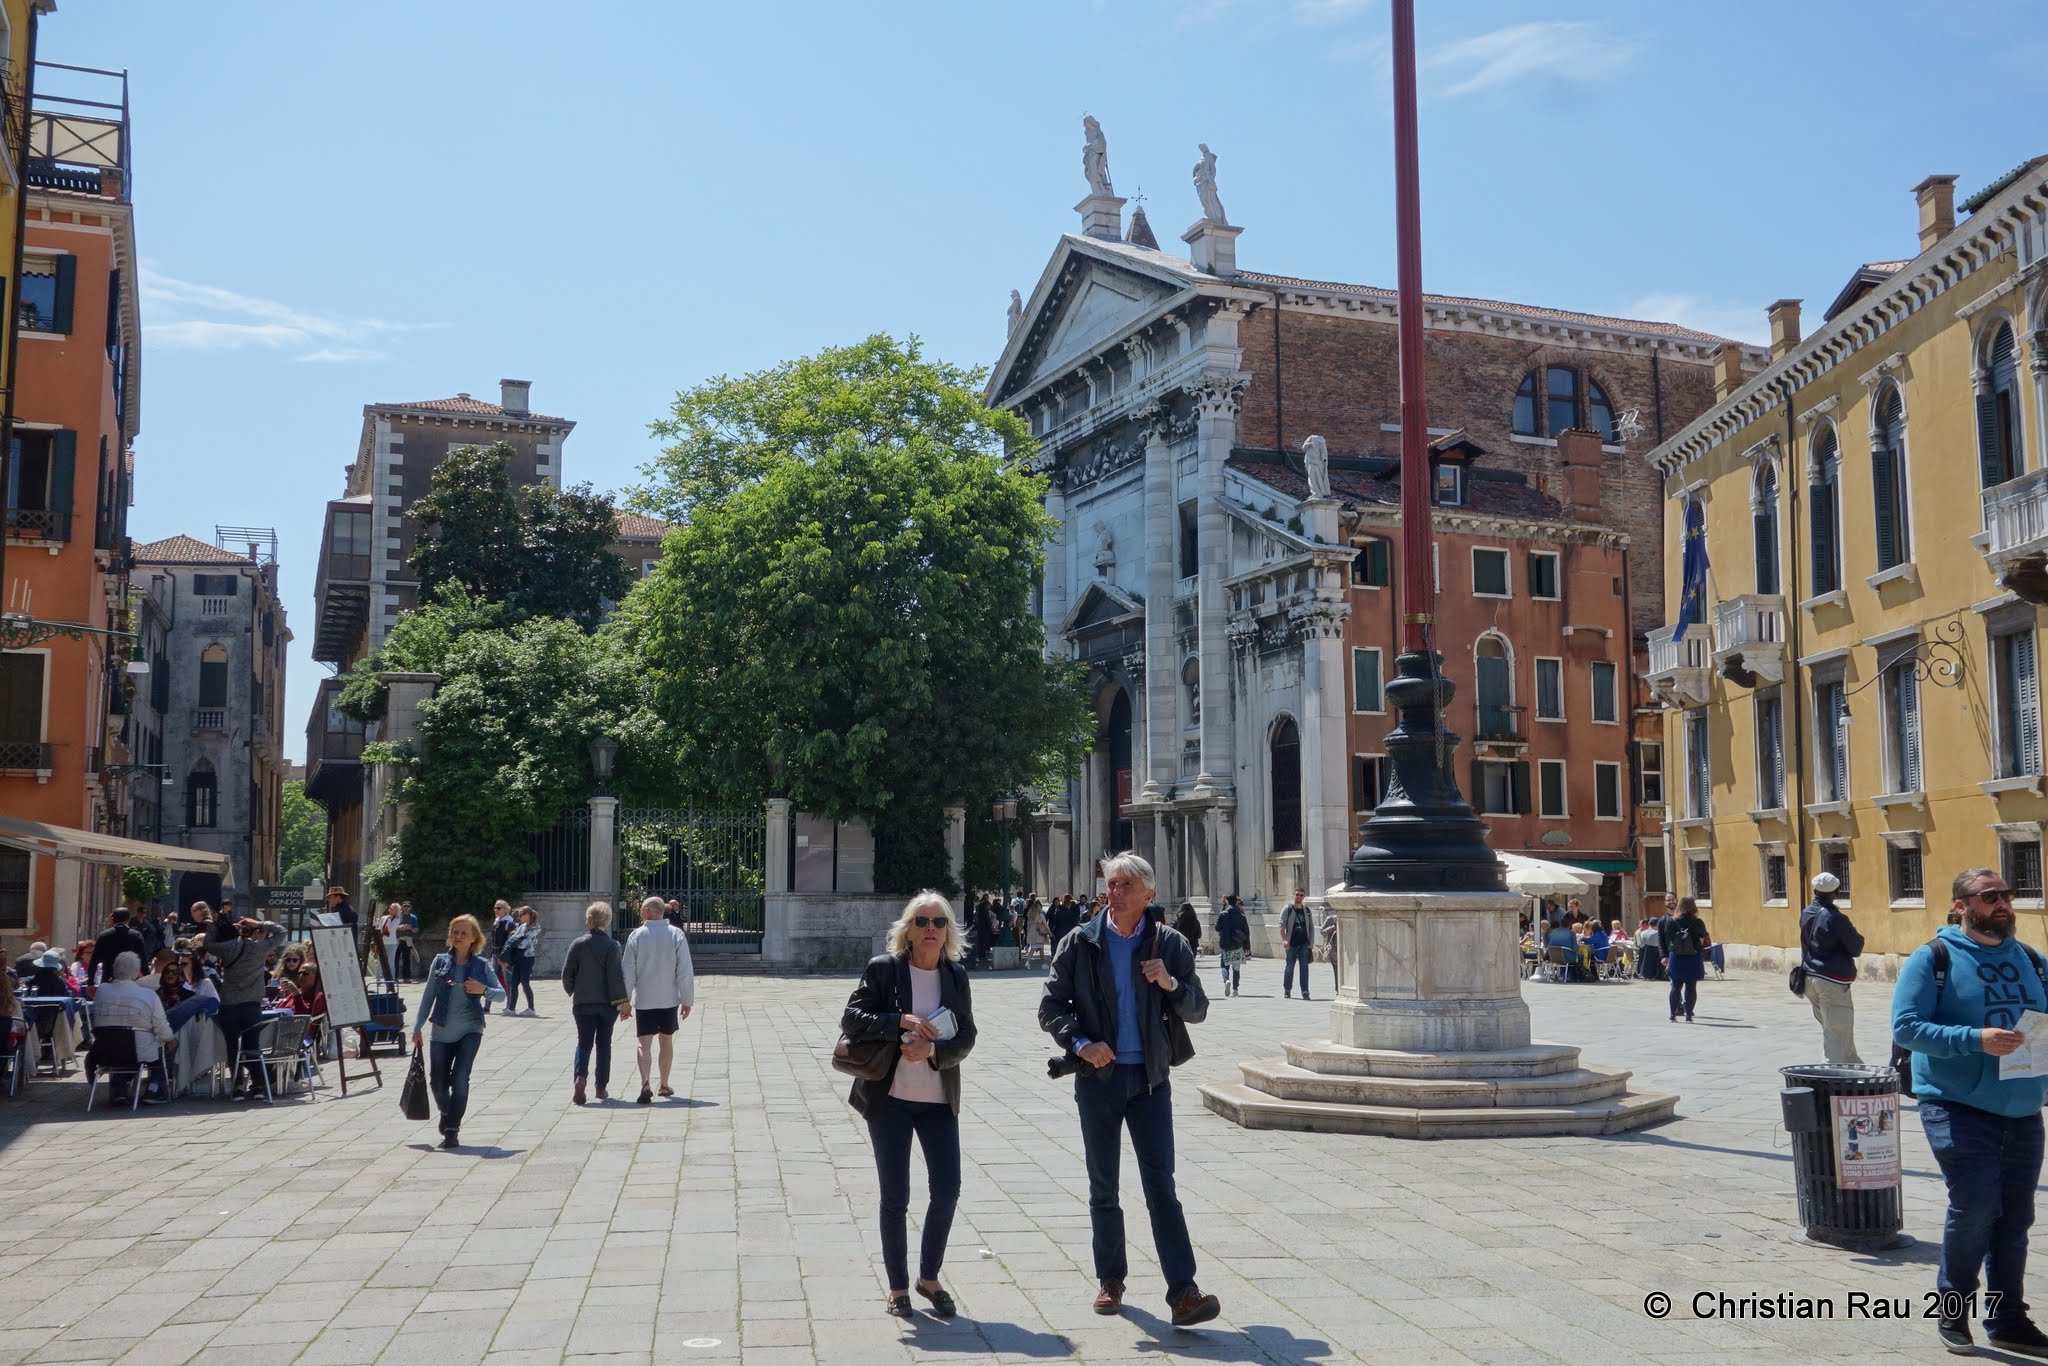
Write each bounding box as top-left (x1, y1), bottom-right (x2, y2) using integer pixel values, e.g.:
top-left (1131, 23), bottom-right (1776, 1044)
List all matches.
top-left (1892, 865), bottom-right (2048, 1356)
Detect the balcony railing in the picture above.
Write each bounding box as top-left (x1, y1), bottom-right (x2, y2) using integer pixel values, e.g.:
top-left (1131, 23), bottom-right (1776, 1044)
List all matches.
top-left (1476, 703), bottom-right (1526, 742)
top-left (1647, 625), bottom-right (1712, 706)
top-left (194, 708), bottom-right (225, 731)
top-left (6, 506), bottom-right (70, 542)
top-left (0, 740), bottom-right (53, 770)
top-left (1713, 595), bottom-right (1785, 653)
top-left (1987, 469), bottom-right (2048, 561)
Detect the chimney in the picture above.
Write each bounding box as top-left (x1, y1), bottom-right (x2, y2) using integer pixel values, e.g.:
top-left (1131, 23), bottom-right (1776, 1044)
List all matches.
top-left (1712, 343), bottom-right (1745, 402)
top-left (499, 378), bottom-right (531, 416)
top-left (1913, 174), bottom-right (1957, 251)
top-left (1555, 429), bottom-right (1604, 523)
top-left (1767, 299), bottom-right (1802, 362)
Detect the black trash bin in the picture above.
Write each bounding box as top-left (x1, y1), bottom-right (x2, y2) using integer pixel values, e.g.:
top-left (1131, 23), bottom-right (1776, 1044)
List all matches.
top-left (1779, 1064), bottom-right (1909, 1251)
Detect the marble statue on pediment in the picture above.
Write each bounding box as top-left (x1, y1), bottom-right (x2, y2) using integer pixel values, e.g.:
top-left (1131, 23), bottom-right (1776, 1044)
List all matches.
top-left (1083, 115), bottom-right (1114, 197)
top-left (1194, 143), bottom-right (1227, 225)
top-left (1008, 289), bottom-right (1023, 333)
top-left (1303, 434), bottom-right (1332, 500)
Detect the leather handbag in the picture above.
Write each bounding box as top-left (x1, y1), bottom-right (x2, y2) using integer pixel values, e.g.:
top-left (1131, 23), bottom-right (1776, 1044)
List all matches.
top-left (832, 1033), bottom-right (894, 1081)
top-left (1788, 965), bottom-right (1808, 997)
top-left (399, 1050), bottom-right (430, 1121)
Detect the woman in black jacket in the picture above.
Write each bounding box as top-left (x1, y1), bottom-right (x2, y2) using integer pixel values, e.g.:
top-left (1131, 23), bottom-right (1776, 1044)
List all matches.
top-left (842, 891), bottom-right (977, 1319)
top-left (1174, 902), bottom-right (1202, 954)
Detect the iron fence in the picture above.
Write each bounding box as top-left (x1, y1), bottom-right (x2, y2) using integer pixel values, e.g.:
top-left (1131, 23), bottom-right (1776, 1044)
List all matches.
top-left (616, 806), bottom-right (766, 953)
top-left (526, 806), bottom-right (592, 894)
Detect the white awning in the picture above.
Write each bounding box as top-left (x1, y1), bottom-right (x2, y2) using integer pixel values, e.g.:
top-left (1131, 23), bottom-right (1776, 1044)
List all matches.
top-left (1498, 852), bottom-right (1602, 897)
top-left (0, 815), bottom-right (229, 875)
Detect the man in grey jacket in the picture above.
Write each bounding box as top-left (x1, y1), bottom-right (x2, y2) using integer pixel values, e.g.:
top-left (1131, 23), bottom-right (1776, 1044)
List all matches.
top-left (208, 914), bottom-right (287, 1100)
top-left (621, 895), bottom-right (695, 1105)
top-left (1279, 889), bottom-right (1317, 1001)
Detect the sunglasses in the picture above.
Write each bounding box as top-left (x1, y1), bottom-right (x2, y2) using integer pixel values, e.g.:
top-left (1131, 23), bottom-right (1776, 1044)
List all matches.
top-left (913, 916), bottom-right (949, 929)
top-left (1969, 888), bottom-right (2014, 904)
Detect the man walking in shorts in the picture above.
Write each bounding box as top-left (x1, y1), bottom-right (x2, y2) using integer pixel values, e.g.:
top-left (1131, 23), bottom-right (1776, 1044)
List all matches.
top-left (622, 895), bottom-right (695, 1105)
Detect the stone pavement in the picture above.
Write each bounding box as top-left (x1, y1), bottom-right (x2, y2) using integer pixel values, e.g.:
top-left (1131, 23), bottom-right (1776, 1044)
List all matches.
top-left (0, 960), bottom-right (2000, 1365)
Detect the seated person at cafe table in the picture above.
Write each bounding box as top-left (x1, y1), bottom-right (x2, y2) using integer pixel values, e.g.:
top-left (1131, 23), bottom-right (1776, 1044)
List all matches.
top-left (158, 954), bottom-right (218, 1032)
top-left (1543, 921), bottom-right (1581, 977)
top-left (89, 951), bottom-right (176, 1104)
top-left (26, 950), bottom-right (75, 1001)
top-left (275, 963), bottom-right (327, 1046)
top-left (12, 940), bottom-right (48, 978)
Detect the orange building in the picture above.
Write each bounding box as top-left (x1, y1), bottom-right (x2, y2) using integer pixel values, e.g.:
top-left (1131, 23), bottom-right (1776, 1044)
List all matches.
top-left (0, 64), bottom-right (144, 951)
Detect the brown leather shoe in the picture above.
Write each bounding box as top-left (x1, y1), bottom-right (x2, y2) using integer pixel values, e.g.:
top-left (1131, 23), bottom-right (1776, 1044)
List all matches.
top-left (1169, 1285), bottom-right (1221, 1327)
top-left (1093, 1280), bottom-right (1124, 1315)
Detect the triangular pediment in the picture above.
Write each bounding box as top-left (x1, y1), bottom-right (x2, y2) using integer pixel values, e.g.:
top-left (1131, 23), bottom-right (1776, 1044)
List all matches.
top-left (1057, 579), bottom-right (1145, 638)
top-left (988, 236), bottom-right (1203, 406)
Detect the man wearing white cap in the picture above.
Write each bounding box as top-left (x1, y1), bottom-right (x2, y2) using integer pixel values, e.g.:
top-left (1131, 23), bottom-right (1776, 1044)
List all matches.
top-left (1798, 871), bottom-right (1864, 1064)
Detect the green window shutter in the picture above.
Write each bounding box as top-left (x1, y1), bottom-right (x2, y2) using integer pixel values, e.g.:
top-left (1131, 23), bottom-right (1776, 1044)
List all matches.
top-left (1979, 387), bottom-right (2008, 490)
top-left (49, 431), bottom-right (75, 535)
top-left (51, 255), bottom-right (75, 335)
top-left (1510, 761), bottom-right (1531, 815)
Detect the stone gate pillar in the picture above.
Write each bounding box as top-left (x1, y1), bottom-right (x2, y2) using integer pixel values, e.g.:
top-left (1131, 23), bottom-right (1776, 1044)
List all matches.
top-left (587, 796), bottom-right (619, 906)
top-left (944, 804), bottom-right (966, 912)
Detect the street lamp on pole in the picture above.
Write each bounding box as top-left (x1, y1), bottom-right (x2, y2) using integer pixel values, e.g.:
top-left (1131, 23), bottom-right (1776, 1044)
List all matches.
top-left (588, 734), bottom-right (618, 798)
top-left (992, 797), bottom-right (1018, 909)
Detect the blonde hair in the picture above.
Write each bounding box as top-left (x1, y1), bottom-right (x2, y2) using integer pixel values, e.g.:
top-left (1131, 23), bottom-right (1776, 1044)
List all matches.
top-left (492, 899), bottom-right (512, 915)
top-left (885, 891), bottom-right (963, 962)
top-left (585, 901), bottom-right (613, 931)
top-left (446, 914), bottom-right (487, 959)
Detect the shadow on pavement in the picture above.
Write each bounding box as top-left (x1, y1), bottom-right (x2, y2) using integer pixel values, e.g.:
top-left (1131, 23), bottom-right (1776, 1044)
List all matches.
top-left (1122, 1306), bottom-right (1333, 1361)
top-left (904, 1316), bottom-right (1071, 1357)
top-left (404, 1142), bottom-right (524, 1159)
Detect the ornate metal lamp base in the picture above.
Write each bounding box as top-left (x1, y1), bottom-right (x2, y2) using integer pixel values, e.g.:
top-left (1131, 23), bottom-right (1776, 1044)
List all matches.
top-left (1345, 650), bottom-right (1504, 893)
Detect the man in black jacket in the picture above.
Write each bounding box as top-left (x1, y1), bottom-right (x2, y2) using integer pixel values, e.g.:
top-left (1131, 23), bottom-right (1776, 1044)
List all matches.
top-left (92, 908), bottom-right (149, 988)
top-left (1038, 851), bottom-right (1218, 1328)
top-left (1799, 871), bottom-right (1865, 1064)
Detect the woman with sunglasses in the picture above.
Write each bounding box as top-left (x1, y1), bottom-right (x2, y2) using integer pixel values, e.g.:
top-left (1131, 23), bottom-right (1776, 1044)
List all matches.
top-left (841, 891), bottom-right (978, 1319)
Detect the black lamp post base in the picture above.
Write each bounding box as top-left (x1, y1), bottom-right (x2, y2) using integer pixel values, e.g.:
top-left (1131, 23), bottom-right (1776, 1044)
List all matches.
top-left (1345, 650), bottom-right (1503, 893)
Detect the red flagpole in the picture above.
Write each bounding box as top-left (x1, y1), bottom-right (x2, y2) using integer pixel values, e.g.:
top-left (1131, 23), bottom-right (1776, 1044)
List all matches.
top-left (1391, 0), bottom-right (1431, 658)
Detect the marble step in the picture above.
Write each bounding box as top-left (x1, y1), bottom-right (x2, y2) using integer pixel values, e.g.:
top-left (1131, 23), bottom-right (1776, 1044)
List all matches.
top-left (1198, 1080), bottom-right (1680, 1139)
top-left (1280, 1039), bottom-right (1583, 1079)
top-left (1240, 1059), bottom-right (1631, 1109)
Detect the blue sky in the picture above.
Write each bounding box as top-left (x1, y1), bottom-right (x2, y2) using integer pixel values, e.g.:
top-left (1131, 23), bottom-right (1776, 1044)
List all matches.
top-left (45, 1), bottom-right (2048, 762)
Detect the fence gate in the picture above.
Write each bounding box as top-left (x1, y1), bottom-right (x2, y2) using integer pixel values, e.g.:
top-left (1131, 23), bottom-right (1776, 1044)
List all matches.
top-left (614, 806), bottom-right (766, 954)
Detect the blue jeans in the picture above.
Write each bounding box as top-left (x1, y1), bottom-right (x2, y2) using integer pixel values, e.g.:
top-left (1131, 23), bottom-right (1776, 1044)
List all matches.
top-left (164, 995), bottom-right (216, 1033)
top-left (214, 1001), bottom-right (268, 1092)
top-left (1921, 1100), bottom-right (2043, 1329)
top-left (429, 1031), bottom-right (485, 1134)
top-left (502, 954), bottom-right (535, 1011)
top-left (1284, 943), bottom-right (1314, 996)
top-left (865, 1097), bottom-right (960, 1291)
top-left (572, 1004), bottom-right (615, 1090)
top-left (1075, 1064), bottom-right (1197, 1300)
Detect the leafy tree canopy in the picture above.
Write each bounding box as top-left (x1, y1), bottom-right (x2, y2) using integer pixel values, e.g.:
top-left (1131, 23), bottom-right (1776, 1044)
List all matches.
top-left (334, 585), bottom-right (506, 724)
top-left (408, 441), bottom-right (631, 630)
top-left (278, 779), bottom-right (326, 887)
top-left (612, 337), bottom-right (1091, 891)
top-left (361, 604), bottom-right (676, 920)
top-left (628, 334), bottom-right (1023, 522)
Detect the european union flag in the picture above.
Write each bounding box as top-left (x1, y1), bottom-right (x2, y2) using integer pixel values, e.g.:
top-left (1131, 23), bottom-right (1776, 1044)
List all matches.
top-left (1672, 496), bottom-right (1709, 635)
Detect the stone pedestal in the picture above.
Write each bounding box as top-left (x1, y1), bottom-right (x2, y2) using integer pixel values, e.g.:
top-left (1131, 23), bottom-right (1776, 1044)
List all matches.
top-left (1182, 220), bottom-right (1243, 277)
top-left (1075, 193), bottom-right (1125, 241)
top-left (1200, 884), bottom-right (1678, 1138)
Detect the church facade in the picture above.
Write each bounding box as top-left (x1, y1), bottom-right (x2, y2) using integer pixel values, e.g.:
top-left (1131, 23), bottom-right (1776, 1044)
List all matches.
top-left (989, 130), bottom-right (1762, 918)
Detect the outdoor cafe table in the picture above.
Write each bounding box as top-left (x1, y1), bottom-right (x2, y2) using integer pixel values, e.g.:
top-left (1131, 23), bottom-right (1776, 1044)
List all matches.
top-left (20, 996), bottom-right (80, 1075)
top-left (169, 1007), bottom-right (296, 1098)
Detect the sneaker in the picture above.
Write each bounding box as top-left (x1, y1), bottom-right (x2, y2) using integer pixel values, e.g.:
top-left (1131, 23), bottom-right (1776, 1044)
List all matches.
top-left (1169, 1285), bottom-right (1221, 1328)
top-left (637, 1087), bottom-right (653, 1105)
top-left (1093, 1280), bottom-right (1124, 1315)
top-left (1938, 1315), bottom-right (1974, 1354)
top-left (1988, 1318), bottom-right (2048, 1357)
top-left (440, 1132), bottom-right (460, 1150)
top-left (142, 1093), bottom-right (169, 1106)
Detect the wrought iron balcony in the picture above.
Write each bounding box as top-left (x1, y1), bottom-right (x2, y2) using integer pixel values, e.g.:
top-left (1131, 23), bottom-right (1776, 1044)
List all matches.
top-left (0, 740), bottom-right (53, 771)
top-left (1711, 594), bottom-right (1786, 686)
top-left (1646, 624), bottom-right (1711, 707)
top-left (1475, 703), bottom-right (1527, 744)
top-left (6, 506), bottom-right (70, 542)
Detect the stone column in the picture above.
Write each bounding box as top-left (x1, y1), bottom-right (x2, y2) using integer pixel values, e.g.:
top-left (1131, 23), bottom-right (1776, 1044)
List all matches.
top-left (1042, 472), bottom-right (1069, 643)
top-left (1190, 376), bottom-right (1244, 798)
top-left (1297, 616), bottom-right (1349, 901)
top-left (587, 795), bottom-right (619, 906)
top-left (762, 797), bottom-right (796, 964)
top-left (766, 798), bottom-right (794, 895)
top-left (1140, 408), bottom-right (1177, 800)
top-left (944, 804), bottom-right (966, 911)
top-left (2031, 329), bottom-right (2048, 475)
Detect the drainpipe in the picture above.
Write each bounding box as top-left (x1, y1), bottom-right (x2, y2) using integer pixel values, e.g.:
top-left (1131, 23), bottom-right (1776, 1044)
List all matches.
top-left (1271, 289), bottom-right (1284, 454)
top-left (1782, 379), bottom-right (1808, 903)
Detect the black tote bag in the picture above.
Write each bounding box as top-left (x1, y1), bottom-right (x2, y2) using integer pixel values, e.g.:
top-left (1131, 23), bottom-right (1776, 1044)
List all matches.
top-left (400, 1050), bottom-right (430, 1121)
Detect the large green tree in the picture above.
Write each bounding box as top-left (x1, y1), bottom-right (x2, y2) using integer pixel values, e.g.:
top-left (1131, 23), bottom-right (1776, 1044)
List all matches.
top-left (408, 441), bottom-right (631, 629)
top-left (614, 336), bottom-right (1091, 891)
top-left (357, 596), bottom-right (675, 918)
top-left (278, 779), bottom-right (326, 887)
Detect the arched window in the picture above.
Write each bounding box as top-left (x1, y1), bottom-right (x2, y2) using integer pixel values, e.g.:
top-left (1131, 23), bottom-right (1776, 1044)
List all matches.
top-left (1547, 365), bottom-right (1579, 436)
top-left (1979, 320), bottom-right (2023, 489)
top-left (1269, 717), bottom-right (1302, 853)
top-left (186, 760), bottom-right (217, 829)
top-left (1872, 383), bottom-right (1910, 571)
top-left (1587, 378), bottom-right (1617, 444)
top-left (1104, 687), bottom-right (1133, 853)
top-left (1809, 424), bottom-right (1842, 595)
top-left (1512, 371), bottom-right (1540, 435)
top-left (1181, 658), bottom-right (1200, 731)
top-left (1474, 634), bottom-right (1515, 739)
top-left (1751, 459), bottom-right (1780, 596)
top-left (198, 643), bottom-right (228, 709)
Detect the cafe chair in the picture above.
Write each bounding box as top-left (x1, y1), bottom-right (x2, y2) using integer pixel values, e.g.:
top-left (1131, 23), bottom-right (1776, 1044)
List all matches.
top-left (1, 1015), bottom-right (24, 1096)
top-left (84, 1027), bottom-right (146, 1112)
top-left (296, 1016), bottom-right (326, 1095)
top-left (263, 1015), bottom-right (313, 1099)
top-left (1541, 945), bottom-right (1572, 984)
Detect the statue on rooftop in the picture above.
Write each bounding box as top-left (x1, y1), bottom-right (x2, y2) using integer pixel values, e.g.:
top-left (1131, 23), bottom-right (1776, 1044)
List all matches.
top-left (1194, 143), bottom-right (1227, 225)
top-left (1082, 115), bottom-right (1114, 197)
top-left (1303, 434), bottom-right (1332, 500)
top-left (1008, 289), bottom-right (1023, 333)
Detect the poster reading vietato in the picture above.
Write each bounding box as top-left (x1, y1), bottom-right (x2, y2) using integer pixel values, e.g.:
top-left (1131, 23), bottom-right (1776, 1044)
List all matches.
top-left (1832, 1093), bottom-right (1899, 1190)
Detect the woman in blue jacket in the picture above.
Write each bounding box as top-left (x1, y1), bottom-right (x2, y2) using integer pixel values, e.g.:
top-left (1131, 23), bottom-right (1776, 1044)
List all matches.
top-left (412, 913), bottom-right (506, 1149)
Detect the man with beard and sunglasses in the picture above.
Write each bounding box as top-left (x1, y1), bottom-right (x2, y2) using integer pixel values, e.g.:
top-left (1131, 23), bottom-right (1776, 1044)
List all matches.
top-left (1893, 866), bottom-right (2048, 1356)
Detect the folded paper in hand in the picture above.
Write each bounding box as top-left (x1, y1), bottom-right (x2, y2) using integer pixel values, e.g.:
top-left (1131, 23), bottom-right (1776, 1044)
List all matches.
top-left (1998, 1009), bottom-right (2048, 1079)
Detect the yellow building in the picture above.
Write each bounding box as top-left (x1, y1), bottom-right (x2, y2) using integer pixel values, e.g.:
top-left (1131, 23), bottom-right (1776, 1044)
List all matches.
top-left (1647, 159), bottom-right (2048, 963)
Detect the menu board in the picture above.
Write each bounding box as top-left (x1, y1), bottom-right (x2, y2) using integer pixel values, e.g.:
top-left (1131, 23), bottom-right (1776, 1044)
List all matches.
top-left (309, 924), bottom-right (372, 1030)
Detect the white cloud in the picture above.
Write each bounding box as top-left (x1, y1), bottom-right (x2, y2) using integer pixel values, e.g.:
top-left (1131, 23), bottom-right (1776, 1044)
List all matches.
top-left (1425, 21), bottom-right (1642, 98)
top-left (139, 266), bottom-right (430, 361)
top-left (1292, 0), bottom-right (1372, 25)
top-left (1622, 293), bottom-right (1768, 346)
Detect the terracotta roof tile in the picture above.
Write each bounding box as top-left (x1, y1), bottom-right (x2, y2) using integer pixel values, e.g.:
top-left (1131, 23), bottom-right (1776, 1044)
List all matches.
top-left (1229, 449), bottom-right (1567, 522)
top-left (614, 511), bottom-right (670, 540)
top-left (1233, 269), bottom-right (1746, 346)
top-left (131, 534), bottom-right (251, 565)
top-left (371, 393), bottom-right (569, 424)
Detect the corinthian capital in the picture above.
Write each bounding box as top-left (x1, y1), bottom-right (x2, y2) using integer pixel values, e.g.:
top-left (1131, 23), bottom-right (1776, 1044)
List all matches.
top-left (1184, 372), bottom-right (1248, 419)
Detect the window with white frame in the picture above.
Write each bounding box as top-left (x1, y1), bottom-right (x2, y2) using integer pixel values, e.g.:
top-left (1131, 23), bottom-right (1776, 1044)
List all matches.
top-left (1978, 321), bottom-right (2023, 490)
top-left (1594, 761), bottom-right (1622, 819)
top-left (1636, 740), bottom-right (1663, 805)
top-left (1538, 759), bottom-right (1568, 817)
top-left (1352, 754), bottom-right (1389, 812)
top-left (1590, 661), bottom-right (1618, 724)
top-left (1351, 537), bottom-right (1390, 588)
top-left (1821, 844), bottom-right (1852, 899)
top-left (1872, 383), bottom-right (1911, 571)
top-left (1472, 547), bottom-right (1510, 597)
top-left (1685, 709), bottom-right (1710, 817)
top-left (1995, 627), bottom-right (2042, 779)
top-left (1527, 551), bottom-right (1560, 600)
top-left (1752, 459), bottom-right (1780, 597)
top-left (1889, 840), bottom-right (1925, 902)
top-left (1688, 856), bottom-right (1712, 901)
top-left (1474, 759), bottom-right (1529, 815)
top-left (1809, 424), bottom-right (1843, 596)
top-left (1813, 674), bottom-right (1849, 803)
top-left (2005, 836), bottom-right (2044, 902)
top-left (1882, 653), bottom-right (1923, 794)
top-left (1351, 647), bottom-right (1384, 713)
top-left (1755, 689), bottom-right (1785, 810)
top-left (1642, 843), bottom-right (1669, 894)
top-left (1534, 657), bottom-right (1564, 721)
top-left (1762, 849), bottom-right (1788, 903)
top-left (1434, 463), bottom-right (1463, 507)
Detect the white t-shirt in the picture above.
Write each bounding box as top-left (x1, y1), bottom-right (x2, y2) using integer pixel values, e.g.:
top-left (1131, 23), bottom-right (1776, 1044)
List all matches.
top-left (888, 965), bottom-right (947, 1105)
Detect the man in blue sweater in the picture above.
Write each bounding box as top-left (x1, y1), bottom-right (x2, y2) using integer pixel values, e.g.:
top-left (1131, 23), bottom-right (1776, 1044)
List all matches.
top-left (1798, 872), bottom-right (1864, 1064)
top-left (1892, 865), bottom-right (2048, 1356)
